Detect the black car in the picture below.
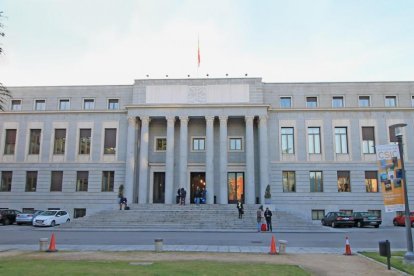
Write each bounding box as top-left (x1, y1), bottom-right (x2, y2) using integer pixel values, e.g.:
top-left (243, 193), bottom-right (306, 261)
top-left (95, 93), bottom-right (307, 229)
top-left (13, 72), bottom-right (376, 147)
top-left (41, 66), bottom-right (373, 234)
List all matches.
top-left (321, 212), bottom-right (354, 228)
top-left (0, 209), bottom-right (21, 225)
top-left (353, 212), bottom-right (381, 228)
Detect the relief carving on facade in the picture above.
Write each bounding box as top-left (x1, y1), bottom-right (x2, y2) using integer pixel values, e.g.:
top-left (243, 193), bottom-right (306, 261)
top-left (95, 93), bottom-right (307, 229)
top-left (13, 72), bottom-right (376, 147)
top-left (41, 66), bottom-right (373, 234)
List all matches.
top-left (187, 86), bottom-right (207, 103)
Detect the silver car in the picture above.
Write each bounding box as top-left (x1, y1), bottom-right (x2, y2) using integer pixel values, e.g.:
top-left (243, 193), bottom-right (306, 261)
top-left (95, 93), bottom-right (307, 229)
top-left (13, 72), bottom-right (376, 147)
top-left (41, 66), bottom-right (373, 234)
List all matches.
top-left (33, 210), bottom-right (70, 227)
top-left (16, 210), bottom-right (44, 225)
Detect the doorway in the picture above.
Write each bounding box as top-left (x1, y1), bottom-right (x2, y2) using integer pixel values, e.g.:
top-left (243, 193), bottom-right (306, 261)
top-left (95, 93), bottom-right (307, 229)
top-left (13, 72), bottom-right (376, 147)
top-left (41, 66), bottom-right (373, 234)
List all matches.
top-left (153, 172), bottom-right (165, 203)
top-left (190, 172), bottom-right (206, 204)
top-left (228, 172), bottom-right (244, 204)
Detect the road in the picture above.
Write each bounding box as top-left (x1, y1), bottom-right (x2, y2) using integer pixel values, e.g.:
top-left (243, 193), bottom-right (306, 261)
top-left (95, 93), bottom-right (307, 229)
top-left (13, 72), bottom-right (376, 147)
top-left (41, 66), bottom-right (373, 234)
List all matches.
top-left (0, 225), bottom-right (411, 250)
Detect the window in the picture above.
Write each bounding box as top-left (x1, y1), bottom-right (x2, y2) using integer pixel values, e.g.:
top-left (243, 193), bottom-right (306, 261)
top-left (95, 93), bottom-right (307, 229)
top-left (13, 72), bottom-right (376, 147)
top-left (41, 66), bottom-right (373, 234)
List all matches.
top-left (53, 129), bottom-right (66, 155)
top-left (306, 97), bottom-right (317, 108)
top-left (59, 99), bottom-right (70, 110)
top-left (368, 209), bottom-right (381, 218)
top-left (83, 99), bottom-right (95, 110)
top-left (365, 171), bottom-right (378, 192)
top-left (74, 208), bottom-right (86, 218)
top-left (154, 137), bottom-right (167, 151)
top-left (308, 127), bottom-right (321, 154)
top-left (0, 171), bottom-right (12, 192)
top-left (310, 171), bottom-right (323, 192)
top-left (312, 210), bottom-right (325, 220)
top-left (192, 137), bottom-right (205, 151)
top-left (335, 127), bottom-right (348, 154)
top-left (102, 171), bottom-right (114, 192)
top-left (76, 171), bottom-right (88, 192)
top-left (229, 137), bottom-right (243, 151)
top-left (11, 100), bottom-right (21, 111)
top-left (337, 171), bottom-right (351, 192)
top-left (108, 99), bottom-right (119, 110)
top-left (22, 208), bottom-right (35, 213)
top-left (282, 171), bottom-right (296, 192)
top-left (4, 129), bottom-right (16, 155)
top-left (79, 129), bottom-right (91, 154)
top-left (280, 97), bottom-right (292, 108)
top-left (104, 128), bottom-right (117, 154)
top-left (340, 209), bottom-right (353, 215)
top-left (25, 171), bottom-right (37, 192)
top-left (281, 127), bottom-right (294, 154)
top-left (50, 171), bottom-right (63, 192)
top-left (35, 100), bottom-right (46, 111)
top-left (362, 127), bottom-right (375, 154)
top-left (332, 96), bottom-right (344, 108)
top-left (385, 96), bottom-right (397, 107)
top-left (29, 129), bottom-right (41, 155)
top-left (359, 96), bottom-right (370, 107)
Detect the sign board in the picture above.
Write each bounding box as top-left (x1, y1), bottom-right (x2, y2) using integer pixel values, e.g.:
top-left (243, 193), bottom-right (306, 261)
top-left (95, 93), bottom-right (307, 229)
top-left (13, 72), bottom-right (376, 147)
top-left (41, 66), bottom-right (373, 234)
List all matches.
top-left (376, 144), bottom-right (405, 212)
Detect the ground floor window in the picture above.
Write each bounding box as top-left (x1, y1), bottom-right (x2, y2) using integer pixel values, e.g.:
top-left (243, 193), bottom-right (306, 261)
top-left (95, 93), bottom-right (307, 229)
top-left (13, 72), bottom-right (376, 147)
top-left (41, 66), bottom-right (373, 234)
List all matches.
top-left (50, 171), bottom-right (63, 192)
top-left (312, 210), bottom-right (325, 220)
top-left (365, 171), bottom-right (379, 192)
top-left (76, 171), bottom-right (89, 192)
top-left (74, 208), bottom-right (86, 218)
top-left (282, 171), bottom-right (296, 192)
top-left (340, 209), bottom-right (353, 215)
top-left (0, 171), bottom-right (12, 192)
top-left (337, 171), bottom-right (351, 192)
top-left (22, 208), bottom-right (35, 213)
top-left (310, 171), bottom-right (323, 192)
top-left (26, 171), bottom-right (37, 192)
top-left (228, 172), bottom-right (244, 204)
top-left (368, 209), bottom-right (381, 218)
top-left (102, 171), bottom-right (114, 192)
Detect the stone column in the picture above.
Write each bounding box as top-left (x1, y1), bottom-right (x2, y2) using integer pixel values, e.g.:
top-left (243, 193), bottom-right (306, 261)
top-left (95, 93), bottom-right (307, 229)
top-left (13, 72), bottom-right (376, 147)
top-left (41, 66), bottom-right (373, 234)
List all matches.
top-left (259, 115), bottom-right (269, 204)
top-left (165, 116), bottom-right (175, 204)
top-left (124, 117), bottom-right (137, 204)
top-left (219, 116), bottom-right (228, 204)
top-left (205, 116), bottom-right (215, 204)
top-left (245, 116), bottom-right (255, 204)
top-left (138, 116), bottom-right (150, 204)
top-left (179, 116), bottom-right (189, 203)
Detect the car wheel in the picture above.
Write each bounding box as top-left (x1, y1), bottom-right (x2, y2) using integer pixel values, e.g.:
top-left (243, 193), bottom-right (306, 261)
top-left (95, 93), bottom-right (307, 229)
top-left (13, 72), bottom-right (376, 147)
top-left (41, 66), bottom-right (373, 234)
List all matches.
top-left (411, 222), bottom-right (414, 228)
top-left (357, 221), bottom-right (362, 228)
top-left (331, 222), bottom-right (336, 228)
top-left (50, 220), bottom-right (56, 227)
top-left (66, 219), bottom-right (70, 223)
top-left (393, 220), bottom-right (398, 226)
top-left (3, 218), bottom-right (10, 225)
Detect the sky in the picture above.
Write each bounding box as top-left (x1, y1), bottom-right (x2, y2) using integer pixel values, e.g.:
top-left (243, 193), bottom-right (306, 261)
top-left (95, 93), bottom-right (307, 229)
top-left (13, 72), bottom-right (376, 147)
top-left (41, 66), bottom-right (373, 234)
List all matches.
top-left (0, 0), bottom-right (413, 86)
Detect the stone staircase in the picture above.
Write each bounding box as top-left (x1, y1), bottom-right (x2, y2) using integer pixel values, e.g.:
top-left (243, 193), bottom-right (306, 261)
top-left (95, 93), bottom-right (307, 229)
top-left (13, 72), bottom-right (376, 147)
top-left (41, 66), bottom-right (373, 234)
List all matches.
top-left (64, 204), bottom-right (325, 231)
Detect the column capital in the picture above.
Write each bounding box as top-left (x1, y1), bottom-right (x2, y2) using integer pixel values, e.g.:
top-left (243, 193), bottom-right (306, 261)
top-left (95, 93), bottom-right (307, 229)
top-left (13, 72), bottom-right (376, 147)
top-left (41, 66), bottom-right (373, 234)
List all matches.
top-left (245, 115), bottom-right (255, 123)
top-left (179, 116), bottom-right (189, 124)
top-left (166, 116), bottom-right (176, 123)
top-left (219, 115), bottom-right (228, 122)
top-left (127, 116), bottom-right (137, 126)
top-left (140, 116), bottom-right (150, 124)
top-left (205, 116), bottom-right (215, 123)
top-left (259, 115), bottom-right (268, 123)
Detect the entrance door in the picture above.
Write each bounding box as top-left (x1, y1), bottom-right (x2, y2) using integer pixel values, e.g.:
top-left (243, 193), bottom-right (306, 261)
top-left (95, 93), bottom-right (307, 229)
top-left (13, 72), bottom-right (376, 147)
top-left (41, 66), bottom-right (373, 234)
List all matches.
top-left (228, 172), bottom-right (244, 204)
top-left (153, 172), bottom-right (165, 203)
top-left (190, 172), bottom-right (206, 204)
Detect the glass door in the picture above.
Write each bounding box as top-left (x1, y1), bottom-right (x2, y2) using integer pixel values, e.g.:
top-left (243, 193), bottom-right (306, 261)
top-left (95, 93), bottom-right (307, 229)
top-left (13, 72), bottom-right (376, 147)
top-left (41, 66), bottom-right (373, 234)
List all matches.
top-left (228, 172), bottom-right (244, 204)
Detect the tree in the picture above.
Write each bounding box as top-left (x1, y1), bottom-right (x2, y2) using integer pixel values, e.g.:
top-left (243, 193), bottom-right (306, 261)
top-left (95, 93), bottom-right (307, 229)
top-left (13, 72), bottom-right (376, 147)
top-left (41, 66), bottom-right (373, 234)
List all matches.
top-left (0, 11), bottom-right (10, 111)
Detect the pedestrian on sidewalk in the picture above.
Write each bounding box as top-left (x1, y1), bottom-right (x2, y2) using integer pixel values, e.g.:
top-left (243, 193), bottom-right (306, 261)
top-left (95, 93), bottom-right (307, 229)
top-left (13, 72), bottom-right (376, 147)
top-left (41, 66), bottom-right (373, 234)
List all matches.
top-left (264, 207), bottom-right (273, 232)
top-left (237, 201), bottom-right (244, 219)
top-left (257, 205), bottom-right (264, 232)
top-left (180, 188), bottom-right (187, 205)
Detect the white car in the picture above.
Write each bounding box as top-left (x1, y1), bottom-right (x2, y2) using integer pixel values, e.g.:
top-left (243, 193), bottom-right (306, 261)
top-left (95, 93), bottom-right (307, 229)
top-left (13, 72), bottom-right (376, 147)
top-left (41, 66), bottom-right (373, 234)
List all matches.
top-left (33, 210), bottom-right (71, 227)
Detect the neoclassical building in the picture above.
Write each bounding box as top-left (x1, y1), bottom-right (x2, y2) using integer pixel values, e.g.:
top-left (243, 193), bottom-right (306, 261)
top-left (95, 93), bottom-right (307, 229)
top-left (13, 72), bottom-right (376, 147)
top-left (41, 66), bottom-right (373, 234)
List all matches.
top-left (1, 78), bottom-right (413, 224)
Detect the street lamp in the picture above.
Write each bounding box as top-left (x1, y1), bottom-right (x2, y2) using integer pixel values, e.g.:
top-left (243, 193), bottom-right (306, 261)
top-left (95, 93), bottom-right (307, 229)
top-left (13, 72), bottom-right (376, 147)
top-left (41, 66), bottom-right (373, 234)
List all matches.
top-left (389, 123), bottom-right (414, 263)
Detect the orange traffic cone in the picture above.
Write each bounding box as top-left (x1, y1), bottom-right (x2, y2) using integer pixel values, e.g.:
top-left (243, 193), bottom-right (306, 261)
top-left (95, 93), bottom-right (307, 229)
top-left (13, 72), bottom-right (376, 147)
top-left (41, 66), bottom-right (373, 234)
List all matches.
top-left (344, 236), bottom-right (352, 255)
top-left (47, 233), bottom-right (58, 252)
top-left (269, 235), bottom-right (278, 255)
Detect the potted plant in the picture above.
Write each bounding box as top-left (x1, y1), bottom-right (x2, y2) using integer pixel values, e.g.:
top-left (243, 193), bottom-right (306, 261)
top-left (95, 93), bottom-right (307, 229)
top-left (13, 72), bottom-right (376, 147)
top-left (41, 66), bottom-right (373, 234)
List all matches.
top-left (264, 184), bottom-right (271, 204)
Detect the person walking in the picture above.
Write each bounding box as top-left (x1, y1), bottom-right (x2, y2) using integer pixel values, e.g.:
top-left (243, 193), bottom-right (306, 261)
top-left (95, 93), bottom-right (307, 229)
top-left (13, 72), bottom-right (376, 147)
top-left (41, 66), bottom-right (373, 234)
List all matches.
top-left (180, 188), bottom-right (187, 205)
top-left (264, 207), bottom-right (273, 232)
top-left (257, 205), bottom-right (264, 232)
top-left (237, 201), bottom-right (244, 219)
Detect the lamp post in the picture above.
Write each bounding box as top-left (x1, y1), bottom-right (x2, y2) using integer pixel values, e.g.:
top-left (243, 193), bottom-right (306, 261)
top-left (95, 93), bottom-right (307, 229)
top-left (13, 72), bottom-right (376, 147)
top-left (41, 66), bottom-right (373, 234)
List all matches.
top-left (390, 123), bottom-right (414, 263)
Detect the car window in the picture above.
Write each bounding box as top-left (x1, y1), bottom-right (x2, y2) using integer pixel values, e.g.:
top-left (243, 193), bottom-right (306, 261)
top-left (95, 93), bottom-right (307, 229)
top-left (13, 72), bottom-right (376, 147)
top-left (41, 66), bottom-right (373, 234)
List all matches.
top-left (42, 211), bottom-right (58, 216)
top-left (61, 211), bottom-right (67, 216)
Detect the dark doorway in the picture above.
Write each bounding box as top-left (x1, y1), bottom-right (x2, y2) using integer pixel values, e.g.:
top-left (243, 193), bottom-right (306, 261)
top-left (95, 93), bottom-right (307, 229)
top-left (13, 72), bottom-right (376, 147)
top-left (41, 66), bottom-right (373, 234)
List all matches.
top-left (153, 172), bottom-right (165, 203)
top-left (228, 172), bottom-right (244, 204)
top-left (190, 172), bottom-right (206, 204)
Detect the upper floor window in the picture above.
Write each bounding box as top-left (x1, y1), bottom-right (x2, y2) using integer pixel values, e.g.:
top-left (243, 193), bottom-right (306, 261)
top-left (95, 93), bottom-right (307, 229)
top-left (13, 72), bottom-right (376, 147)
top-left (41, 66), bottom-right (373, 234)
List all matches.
top-left (337, 171), bottom-right (351, 192)
top-left (25, 171), bottom-right (37, 192)
top-left (306, 97), bottom-right (318, 108)
top-left (332, 96), bottom-right (344, 108)
top-left (282, 171), bottom-right (296, 192)
top-left (310, 171), bottom-right (323, 192)
top-left (102, 171), bottom-right (114, 192)
top-left (79, 129), bottom-right (91, 155)
top-left (50, 171), bottom-right (63, 192)
top-left (34, 100), bottom-right (46, 111)
top-left (412, 96), bottom-right (414, 107)
top-left (11, 100), bottom-right (21, 111)
top-left (229, 137), bottom-right (243, 151)
top-left (4, 129), bottom-right (16, 155)
top-left (281, 127), bottom-right (294, 154)
top-left (155, 137), bottom-right (167, 151)
top-left (385, 96), bottom-right (397, 107)
top-left (104, 128), bottom-right (117, 154)
top-left (83, 99), bottom-right (95, 110)
top-left (192, 137), bottom-right (205, 151)
top-left (53, 129), bottom-right (66, 155)
top-left (0, 171), bottom-right (12, 192)
top-left (108, 99), bottom-right (119, 110)
top-left (59, 99), bottom-right (70, 110)
top-left (365, 171), bottom-right (378, 193)
top-left (334, 127), bottom-right (348, 154)
top-left (359, 96), bottom-right (370, 107)
top-left (76, 171), bottom-right (89, 192)
top-left (308, 127), bottom-right (321, 154)
top-left (28, 129), bottom-right (41, 155)
top-left (280, 97), bottom-right (292, 108)
top-left (362, 127), bottom-right (375, 154)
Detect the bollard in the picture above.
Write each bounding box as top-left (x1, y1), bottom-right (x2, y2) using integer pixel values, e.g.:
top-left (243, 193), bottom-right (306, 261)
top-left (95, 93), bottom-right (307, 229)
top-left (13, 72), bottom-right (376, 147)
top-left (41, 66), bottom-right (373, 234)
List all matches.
top-left (154, 238), bottom-right (163, 252)
top-left (39, 238), bottom-right (49, 252)
top-left (278, 240), bottom-right (288, 254)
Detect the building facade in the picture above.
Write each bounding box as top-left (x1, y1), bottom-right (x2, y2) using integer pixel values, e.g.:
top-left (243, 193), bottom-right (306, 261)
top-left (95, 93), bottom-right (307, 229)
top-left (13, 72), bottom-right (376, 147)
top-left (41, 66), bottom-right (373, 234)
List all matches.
top-left (1, 78), bottom-right (413, 224)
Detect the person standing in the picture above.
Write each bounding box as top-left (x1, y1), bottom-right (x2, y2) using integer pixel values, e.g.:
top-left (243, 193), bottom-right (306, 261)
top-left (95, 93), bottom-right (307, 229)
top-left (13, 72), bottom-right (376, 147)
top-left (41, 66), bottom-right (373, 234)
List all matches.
top-left (264, 207), bottom-right (273, 232)
top-left (237, 201), bottom-right (244, 219)
top-left (181, 188), bottom-right (187, 205)
top-left (176, 188), bottom-right (181, 204)
top-left (195, 187), bottom-right (201, 205)
top-left (257, 205), bottom-right (263, 232)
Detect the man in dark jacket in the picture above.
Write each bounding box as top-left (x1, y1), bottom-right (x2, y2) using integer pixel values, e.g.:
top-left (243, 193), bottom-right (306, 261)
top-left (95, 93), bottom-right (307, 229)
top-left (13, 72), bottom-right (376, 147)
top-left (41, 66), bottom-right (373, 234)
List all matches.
top-left (264, 207), bottom-right (273, 232)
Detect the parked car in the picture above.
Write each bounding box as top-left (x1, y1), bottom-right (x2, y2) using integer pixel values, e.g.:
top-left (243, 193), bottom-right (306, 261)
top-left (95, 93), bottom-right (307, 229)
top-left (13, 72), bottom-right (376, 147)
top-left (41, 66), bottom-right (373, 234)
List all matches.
top-left (352, 212), bottom-right (382, 228)
top-left (16, 210), bottom-right (44, 225)
top-left (33, 210), bottom-right (70, 227)
top-left (393, 212), bottom-right (414, 227)
top-left (321, 212), bottom-right (354, 228)
top-left (0, 209), bottom-right (22, 225)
